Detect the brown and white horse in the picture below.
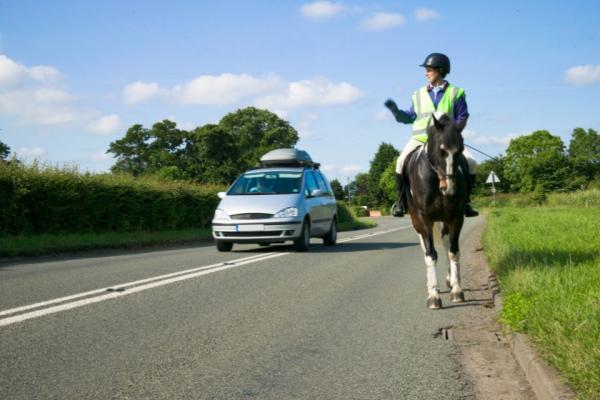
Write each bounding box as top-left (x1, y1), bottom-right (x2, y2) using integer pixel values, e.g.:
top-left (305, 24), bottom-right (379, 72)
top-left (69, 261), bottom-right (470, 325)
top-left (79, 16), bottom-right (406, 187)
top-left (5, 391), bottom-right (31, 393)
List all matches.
top-left (403, 112), bottom-right (468, 309)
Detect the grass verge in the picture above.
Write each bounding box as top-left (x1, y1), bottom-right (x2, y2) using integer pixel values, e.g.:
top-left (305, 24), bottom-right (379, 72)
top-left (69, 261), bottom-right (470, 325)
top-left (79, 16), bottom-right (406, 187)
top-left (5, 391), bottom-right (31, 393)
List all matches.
top-left (0, 228), bottom-right (213, 258)
top-left (482, 205), bottom-right (600, 399)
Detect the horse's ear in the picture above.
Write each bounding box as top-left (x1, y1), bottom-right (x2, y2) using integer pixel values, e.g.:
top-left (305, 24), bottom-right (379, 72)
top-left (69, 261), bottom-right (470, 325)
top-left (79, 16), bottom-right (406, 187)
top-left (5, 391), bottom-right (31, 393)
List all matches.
top-left (432, 112), bottom-right (444, 131)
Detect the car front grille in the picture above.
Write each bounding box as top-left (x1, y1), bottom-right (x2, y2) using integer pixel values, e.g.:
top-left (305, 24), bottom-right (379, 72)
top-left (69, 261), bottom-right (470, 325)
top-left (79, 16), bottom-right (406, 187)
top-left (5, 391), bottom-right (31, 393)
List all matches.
top-left (221, 231), bottom-right (283, 237)
top-left (230, 213), bottom-right (273, 220)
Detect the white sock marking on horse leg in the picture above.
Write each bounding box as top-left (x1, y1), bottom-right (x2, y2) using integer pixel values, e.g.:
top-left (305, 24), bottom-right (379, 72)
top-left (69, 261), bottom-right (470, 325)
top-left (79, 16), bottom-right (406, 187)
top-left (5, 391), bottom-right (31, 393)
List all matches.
top-left (449, 251), bottom-right (461, 293)
top-left (419, 234), bottom-right (427, 252)
top-left (425, 256), bottom-right (439, 298)
top-left (442, 233), bottom-right (451, 284)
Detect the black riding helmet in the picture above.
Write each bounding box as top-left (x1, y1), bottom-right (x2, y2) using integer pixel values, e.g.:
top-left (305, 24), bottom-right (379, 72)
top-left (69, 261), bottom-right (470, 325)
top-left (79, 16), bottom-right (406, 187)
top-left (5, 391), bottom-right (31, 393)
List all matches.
top-left (420, 53), bottom-right (451, 76)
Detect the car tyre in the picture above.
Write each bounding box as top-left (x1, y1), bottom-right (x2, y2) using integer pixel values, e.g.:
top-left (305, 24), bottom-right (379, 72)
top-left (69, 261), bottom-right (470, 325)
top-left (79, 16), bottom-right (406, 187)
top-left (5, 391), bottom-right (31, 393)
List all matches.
top-left (293, 220), bottom-right (310, 252)
top-left (216, 241), bottom-right (233, 252)
top-left (323, 218), bottom-right (337, 246)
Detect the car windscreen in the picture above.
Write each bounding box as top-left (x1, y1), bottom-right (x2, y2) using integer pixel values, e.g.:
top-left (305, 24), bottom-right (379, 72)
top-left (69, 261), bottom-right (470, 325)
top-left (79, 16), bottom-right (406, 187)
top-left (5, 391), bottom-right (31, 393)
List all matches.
top-left (227, 171), bottom-right (303, 195)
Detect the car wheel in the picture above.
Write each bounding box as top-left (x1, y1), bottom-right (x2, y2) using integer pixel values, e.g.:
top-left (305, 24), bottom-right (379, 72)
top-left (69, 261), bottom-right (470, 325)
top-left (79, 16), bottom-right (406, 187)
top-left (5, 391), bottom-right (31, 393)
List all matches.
top-left (293, 220), bottom-right (310, 252)
top-left (323, 218), bottom-right (337, 246)
top-left (216, 241), bottom-right (233, 252)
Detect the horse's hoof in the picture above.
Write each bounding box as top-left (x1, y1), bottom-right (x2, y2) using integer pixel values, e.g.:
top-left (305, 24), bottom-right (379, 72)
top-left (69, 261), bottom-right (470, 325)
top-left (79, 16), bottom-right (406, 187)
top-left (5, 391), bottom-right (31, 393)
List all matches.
top-left (427, 297), bottom-right (443, 309)
top-left (451, 292), bottom-right (465, 303)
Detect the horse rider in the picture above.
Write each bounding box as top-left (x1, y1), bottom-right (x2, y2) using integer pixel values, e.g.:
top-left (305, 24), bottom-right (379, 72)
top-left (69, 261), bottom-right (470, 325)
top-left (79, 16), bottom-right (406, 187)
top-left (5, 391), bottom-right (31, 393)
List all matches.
top-left (384, 52), bottom-right (479, 218)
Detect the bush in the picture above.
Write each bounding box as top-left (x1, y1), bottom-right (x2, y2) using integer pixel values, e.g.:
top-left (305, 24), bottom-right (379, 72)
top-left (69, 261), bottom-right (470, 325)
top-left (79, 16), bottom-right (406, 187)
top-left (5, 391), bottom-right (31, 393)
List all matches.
top-left (353, 206), bottom-right (369, 217)
top-left (0, 162), bottom-right (223, 235)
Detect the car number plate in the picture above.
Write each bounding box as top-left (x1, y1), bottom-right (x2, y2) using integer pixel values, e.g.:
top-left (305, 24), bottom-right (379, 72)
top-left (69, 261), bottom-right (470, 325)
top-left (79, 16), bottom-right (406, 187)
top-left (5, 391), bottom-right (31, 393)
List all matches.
top-left (237, 224), bottom-right (264, 232)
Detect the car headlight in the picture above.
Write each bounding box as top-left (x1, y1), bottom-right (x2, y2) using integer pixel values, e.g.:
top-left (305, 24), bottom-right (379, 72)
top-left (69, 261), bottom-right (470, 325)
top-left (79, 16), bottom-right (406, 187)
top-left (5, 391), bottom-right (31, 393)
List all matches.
top-left (274, 207), bottom-right (298, 218)
top-left (214, 208), bottom-right (229, 219)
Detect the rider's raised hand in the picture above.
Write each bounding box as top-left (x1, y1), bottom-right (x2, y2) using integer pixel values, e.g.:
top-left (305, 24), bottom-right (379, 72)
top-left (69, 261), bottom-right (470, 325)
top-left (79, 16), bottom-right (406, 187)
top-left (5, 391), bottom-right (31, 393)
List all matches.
top-left (384, 99), bottom-right (398, 112)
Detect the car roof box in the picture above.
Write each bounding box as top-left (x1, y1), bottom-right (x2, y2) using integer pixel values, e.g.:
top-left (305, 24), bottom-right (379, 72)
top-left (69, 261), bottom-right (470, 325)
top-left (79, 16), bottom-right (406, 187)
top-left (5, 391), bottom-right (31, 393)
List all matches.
top-left (260, 148), bottom-right (319, 168)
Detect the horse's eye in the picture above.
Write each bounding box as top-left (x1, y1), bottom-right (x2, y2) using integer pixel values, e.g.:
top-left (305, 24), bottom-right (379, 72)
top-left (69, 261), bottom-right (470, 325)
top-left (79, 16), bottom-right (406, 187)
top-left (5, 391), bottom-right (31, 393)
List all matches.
top-left (440, 149), bottom-right (447, 157)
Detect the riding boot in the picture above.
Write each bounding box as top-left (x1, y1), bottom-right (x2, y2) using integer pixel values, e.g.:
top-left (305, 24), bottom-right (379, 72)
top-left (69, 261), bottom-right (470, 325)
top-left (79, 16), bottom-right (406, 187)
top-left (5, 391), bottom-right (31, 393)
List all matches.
top-left (465, 174), bottom-right (479, 217)
top-left (392, 173), bottom-right (407, 217)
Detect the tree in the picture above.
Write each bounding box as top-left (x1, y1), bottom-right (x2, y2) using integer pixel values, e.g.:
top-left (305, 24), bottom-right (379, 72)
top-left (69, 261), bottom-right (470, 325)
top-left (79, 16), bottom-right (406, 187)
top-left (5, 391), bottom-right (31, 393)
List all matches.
top-left (0, 140), bottom-right (9, 160)
top-left (379, 160), bottom-right (397, 206)
top-left (107, 107), bottom-right (299, 184)
top-left (352, 173), bottom-right (370, 205)
top-left (184, 124), bottom-right (241, 184)
top-left (218, 107), bottom-right (299, 172)
top-left (330, 179), bottom-right (345, 200)
top-left (503, 130), bottom-right (570, 192)
top-left (107, 124), bottom-right (153, 176)
top-left (568, 127), bottom-right (600, 184)
top-left (367, 143), bottom-right (399, 206)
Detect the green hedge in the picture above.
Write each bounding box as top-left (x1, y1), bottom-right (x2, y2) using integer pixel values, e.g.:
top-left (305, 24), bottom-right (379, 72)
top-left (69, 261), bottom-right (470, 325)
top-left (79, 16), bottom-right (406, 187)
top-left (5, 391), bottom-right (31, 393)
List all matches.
top-left (0, 163), bottom-right (223, 235)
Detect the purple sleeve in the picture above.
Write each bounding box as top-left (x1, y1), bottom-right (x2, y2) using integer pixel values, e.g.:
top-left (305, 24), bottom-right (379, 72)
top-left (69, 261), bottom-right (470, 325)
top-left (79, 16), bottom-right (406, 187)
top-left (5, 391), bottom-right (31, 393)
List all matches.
top-left (454, 94), bottom-right (469, 124)
top-left (403, 104), bottom-right (417, 123)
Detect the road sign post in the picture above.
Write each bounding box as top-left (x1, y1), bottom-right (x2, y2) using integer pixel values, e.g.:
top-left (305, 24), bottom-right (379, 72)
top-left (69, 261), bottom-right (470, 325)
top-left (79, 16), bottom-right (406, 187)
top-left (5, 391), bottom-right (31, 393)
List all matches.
top-left (486, 171), bottom-right (500, 205)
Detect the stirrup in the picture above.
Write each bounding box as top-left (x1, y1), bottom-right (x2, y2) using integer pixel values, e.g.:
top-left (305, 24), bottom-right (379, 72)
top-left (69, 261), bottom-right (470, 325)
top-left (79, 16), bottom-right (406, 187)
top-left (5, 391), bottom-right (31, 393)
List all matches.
top-left (464, 204), bottom-right (479, 217)
top-left (391, 201), bottom-right (406, 217)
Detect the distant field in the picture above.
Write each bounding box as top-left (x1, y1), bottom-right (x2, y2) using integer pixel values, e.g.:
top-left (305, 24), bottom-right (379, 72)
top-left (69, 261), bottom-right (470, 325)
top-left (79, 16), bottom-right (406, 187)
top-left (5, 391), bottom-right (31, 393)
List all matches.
top-left (482, 195), bottom-right (600, 399)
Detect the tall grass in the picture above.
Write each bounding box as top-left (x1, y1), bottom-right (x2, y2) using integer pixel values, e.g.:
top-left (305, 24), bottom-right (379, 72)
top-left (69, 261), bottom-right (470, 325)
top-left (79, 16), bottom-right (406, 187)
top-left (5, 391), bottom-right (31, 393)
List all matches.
top-left (482, 200), bottom-right (600, 399)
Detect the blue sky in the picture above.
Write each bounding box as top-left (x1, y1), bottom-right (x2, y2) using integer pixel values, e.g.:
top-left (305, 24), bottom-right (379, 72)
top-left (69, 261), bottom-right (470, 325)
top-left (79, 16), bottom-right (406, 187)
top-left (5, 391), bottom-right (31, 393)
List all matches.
top-left (1, 0), bottom-right (599, 182)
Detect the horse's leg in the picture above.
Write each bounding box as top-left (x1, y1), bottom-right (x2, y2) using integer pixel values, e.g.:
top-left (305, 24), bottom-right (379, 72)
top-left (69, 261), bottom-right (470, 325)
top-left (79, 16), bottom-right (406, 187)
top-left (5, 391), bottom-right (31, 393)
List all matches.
top-left (415, 218), bottom-right (442, 309)
top-left (441, 223), bottom-right (453, 289)
top-left (446, 218), bottom-right (465, 303)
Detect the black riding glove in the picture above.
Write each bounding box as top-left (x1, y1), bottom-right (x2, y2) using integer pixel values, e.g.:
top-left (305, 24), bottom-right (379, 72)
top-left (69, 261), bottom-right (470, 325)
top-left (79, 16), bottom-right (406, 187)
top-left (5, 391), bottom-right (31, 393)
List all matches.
top-left (384, 98), bottom-right (412, 124)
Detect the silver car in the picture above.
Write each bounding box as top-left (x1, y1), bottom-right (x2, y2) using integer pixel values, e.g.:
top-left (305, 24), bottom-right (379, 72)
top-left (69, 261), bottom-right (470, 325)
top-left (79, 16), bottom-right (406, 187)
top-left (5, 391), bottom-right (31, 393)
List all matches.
top-left (212, 149), bottom-right (337, 252)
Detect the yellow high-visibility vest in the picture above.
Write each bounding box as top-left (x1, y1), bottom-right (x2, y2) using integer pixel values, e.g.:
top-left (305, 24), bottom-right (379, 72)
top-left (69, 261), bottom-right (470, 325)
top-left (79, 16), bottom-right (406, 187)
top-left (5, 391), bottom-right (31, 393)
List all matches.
top-left (411, 84), bottom-right (465, 143)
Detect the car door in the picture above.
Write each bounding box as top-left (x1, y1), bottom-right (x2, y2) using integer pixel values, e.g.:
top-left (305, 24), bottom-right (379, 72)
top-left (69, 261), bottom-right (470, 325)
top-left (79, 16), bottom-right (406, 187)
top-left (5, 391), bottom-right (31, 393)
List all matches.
top-left (303, 171), bottom-right (327, 234)
top-left (314, 171), bottom-right (336, 229)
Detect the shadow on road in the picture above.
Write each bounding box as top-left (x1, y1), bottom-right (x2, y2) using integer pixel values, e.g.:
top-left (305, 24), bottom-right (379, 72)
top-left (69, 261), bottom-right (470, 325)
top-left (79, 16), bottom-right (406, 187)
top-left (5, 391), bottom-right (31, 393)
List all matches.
top-left (234, 241), bottom-right (420, 254)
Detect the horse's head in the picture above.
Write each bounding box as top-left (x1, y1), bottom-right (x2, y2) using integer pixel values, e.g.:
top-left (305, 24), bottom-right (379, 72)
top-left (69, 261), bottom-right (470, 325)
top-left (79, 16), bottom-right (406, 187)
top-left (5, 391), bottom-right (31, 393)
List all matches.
top-left (426, 112), bottom-right (464, 196)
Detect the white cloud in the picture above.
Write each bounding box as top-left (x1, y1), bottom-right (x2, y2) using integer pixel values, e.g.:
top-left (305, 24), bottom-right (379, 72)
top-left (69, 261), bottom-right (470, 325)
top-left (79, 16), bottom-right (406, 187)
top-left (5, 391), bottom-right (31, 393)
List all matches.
top-left (463, 129), bottom-right (518, 145)
top-left (123, 81), bottom-right (161, 104)
top-left (29, 65), bottom-right (63, 83)
top-left (373, 109), bottom-right (393, 122)
top-left (0, 54), bottom-right (26, 87)
top-left (415, 8), bottom-right (440, 22)
top-left (360, 13), bottom-right (405, 31)
top-left (16, 147), bottom-right (46, 158)
top-left (121, 74), bottom-right (362, 113)
top-left (173, 73), bottom-right (282, 106)
top-left (0, 55), bottom-right (63, 88)
top-left (91, 151), bottom-right (113, 162)
top-left (89, 114), bottom-right (121, 135)
top-left (255, 77), bottom-right (362, 110)
top-left (300, 1), bottom-right (345, 19)
top-left (565, 65), bottom-right (600, 85)
top-left (340, 164), bottom-right (366, 176)
top-left (0, 54), bottom-right (85, 126)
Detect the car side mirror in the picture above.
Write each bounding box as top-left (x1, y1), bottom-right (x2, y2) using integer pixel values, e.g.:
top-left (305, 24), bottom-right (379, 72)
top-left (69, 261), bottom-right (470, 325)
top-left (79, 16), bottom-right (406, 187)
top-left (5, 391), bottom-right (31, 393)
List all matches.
top-left (218, 192), bottom-right (226, 199)
top-left (310, 189), bottom-right (323, 197)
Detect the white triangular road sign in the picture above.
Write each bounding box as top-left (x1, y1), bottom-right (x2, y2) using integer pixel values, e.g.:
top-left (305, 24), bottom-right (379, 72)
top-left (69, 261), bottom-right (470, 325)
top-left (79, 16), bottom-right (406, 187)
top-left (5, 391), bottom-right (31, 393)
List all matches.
top-left (486, 171), bottom-right (500, 184)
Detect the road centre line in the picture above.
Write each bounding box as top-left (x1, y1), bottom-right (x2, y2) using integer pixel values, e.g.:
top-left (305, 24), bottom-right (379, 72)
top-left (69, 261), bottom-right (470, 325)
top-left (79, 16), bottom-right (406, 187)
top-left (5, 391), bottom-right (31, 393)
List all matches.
top-left (0, 225), bottom-right (411, 327)
top-left (0, 252), bottom-right (272, 318)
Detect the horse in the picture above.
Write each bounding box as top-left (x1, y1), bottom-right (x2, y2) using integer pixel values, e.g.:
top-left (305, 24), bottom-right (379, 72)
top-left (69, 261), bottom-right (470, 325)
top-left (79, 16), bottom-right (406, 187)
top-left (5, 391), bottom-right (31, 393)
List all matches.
top-left (403, 112), bottom-right (468, 309)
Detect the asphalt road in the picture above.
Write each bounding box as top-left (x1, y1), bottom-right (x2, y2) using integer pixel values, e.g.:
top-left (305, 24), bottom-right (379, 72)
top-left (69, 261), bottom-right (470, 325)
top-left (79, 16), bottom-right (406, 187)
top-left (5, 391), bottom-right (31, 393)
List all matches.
top-left (0, 217), bottom-right (483, 399)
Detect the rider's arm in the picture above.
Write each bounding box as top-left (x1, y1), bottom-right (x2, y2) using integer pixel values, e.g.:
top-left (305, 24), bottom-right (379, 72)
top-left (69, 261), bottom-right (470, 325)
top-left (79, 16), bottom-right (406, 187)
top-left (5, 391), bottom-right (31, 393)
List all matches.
top-left (454, 94), bottom-right (469, 133)
top-left (384, 99), bottom-right (416, 124)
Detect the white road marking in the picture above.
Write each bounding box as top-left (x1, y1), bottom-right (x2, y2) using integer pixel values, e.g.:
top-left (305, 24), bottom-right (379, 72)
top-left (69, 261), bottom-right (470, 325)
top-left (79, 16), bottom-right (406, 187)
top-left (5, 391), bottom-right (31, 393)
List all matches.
top-left (0, 225), bottom-right (412, 327)
top-left (0, 253), bottom-right (271, 318)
